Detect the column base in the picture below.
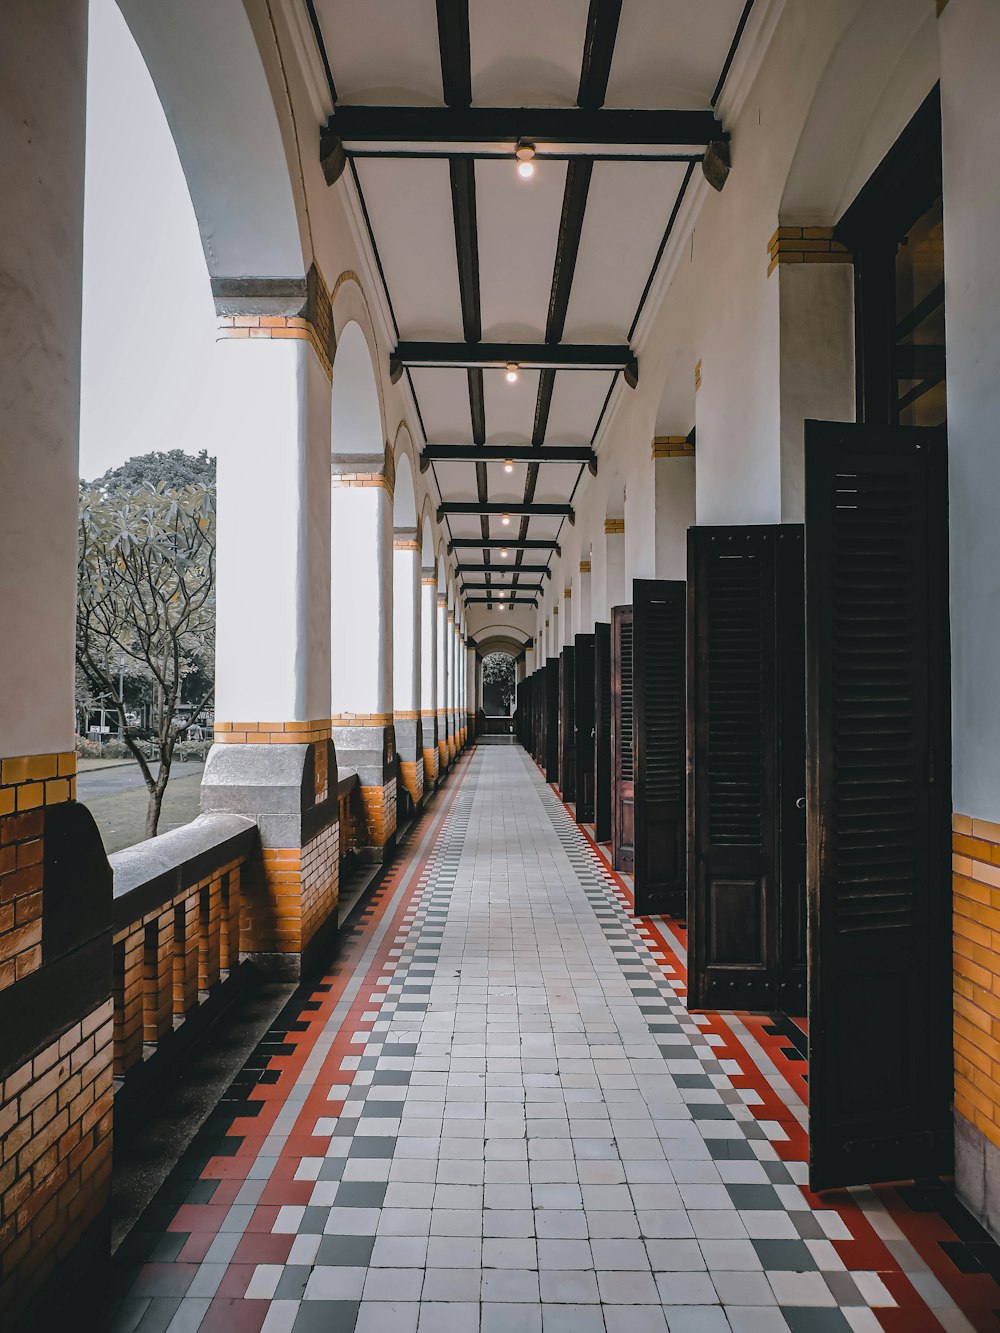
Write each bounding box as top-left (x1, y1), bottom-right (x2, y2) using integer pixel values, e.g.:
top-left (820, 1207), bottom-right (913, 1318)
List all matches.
top-left (393, 716), bottom-right (424, 810)
top-left (331, 724), bottom-right (398, 858)
top-left (201, 739), bottom-right (340, 980)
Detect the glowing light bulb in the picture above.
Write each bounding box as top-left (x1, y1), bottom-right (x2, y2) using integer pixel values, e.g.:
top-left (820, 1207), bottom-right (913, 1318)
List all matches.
top-left (517, 160), bottom-right (535, 179)
top-left (501, 513), bottom-right (511, 526)
top-left (500, 548), bottom-right (509, 558)
top-left (515, 141), bottom-right (536, 180)
top-left (504, 458), bottom-right (514, 473)
top-left (505, 362), bottom-right (519, 384)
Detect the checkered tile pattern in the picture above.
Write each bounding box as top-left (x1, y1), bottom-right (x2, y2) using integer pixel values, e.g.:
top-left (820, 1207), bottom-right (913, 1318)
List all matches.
top-left (104, 746), bottom-right (994, 1332)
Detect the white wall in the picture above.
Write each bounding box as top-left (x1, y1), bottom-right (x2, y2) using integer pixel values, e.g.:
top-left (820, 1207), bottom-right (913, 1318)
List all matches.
top-left (941, 0), bottom-right (1000, 820)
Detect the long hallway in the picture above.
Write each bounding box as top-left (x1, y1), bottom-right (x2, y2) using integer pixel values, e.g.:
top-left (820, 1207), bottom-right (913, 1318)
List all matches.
top-left (105, 746), bottom-right (1000, 1333)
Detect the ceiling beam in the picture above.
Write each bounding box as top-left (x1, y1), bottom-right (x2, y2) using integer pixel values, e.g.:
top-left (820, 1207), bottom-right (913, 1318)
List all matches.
top-left (462, 583), bottom-right (545, 594)
top-left (465, 597), bottom-right (538, 607)
top-left (421, 444), bottom-right (596, 472)
top-left (449, 538), bottom-right (560, 553)
top-left (393, 342), bottom-right (637, 385)
top-left (323, 105), bottom-right (724, 150)
top-left (456, 563), bottom-right (553, 577)
top-left (578, 0), bottom-right (623, 108)
top-left (439, 502), bottom-right (573, 521)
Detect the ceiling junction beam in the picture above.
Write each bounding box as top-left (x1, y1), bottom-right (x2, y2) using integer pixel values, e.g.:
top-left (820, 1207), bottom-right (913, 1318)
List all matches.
top-left (462, 583), bottom-right (545, 594)
top-left (449, 538), bottom-right (560, 553)
top-left (456, 564), bottom-right (552, 577)
top-left (323, 105), bottom-right (724, 153)
top-left (421, 444), bottom-right (596, 472)
top-left (439, 502), bottom-right (573, 521)
top-left (466, 597), bottom-right (538, 607)
top-left (392, 342), bottom-right (637, 386)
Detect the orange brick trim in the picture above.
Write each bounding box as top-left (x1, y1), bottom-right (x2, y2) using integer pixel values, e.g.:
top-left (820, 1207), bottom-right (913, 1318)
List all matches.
top-left (447, 612), bottom-right (455, 623)
top-left (767, 226), bottom-right (852, 277)
top-left (217, 315), bottom-right (334, 380)
top-left (0, 751), bottom-right (76, 814)
top-left (393, 710), bottom-right (420, 721)
top-left (553, 606), bottom-right (559, 616)
top-left (694, 359), bottom-right (702, 391)
top-left (605, 518), bottom-right (625, 534)
top-left (579, 561), bottom-right (591, 573)
top-left (564, 587), bottom-right (572, 599)
top-left (213, 721), bottom-right (331, 745)
top-left (652, 436), bottom-right (695, 459)
top-left (421, 576), bottom-right (437, 586)
top-left (331, 472), bottom-right (392, 492)
top-left (331, 713), bottom-right (392, 727)
top-left (393, 538), bottom-right (420, 551)
top-left (953, 813), bottom-right (1000, 1150)
top-left (398, 760), bottom-right (423, 807)
top-left (0, 998), bottom-right (113, 1322)
top-left (360, 780), bottom-right (397, 847)
top-left (422, 747), bottom-right (439, 787)
top-left (419, 709), bottom-right (437, 718)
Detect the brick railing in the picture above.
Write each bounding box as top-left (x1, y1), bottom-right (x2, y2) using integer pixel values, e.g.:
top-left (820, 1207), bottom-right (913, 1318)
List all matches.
top-left (109, 815), bottom-right (258, 1108)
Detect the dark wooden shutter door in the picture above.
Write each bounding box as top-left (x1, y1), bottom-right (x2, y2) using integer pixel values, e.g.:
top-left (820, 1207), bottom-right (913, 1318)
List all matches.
top-left (687, 527), bottom-right (806, 1011)
top-left (594, 623), bottom-right (612, 842)
top-left (559, 646), bottom-right (576, 801)
top-left (806, 420), bottom-right (951, 1191)
top-left (633, 580), bottom-right (686, 917)
top-left (574, 633), bottom-right (596, 823)
top-left (544, 658), bottom-right (560, 783)
top-left (612, 605), bottom-right (635, 874)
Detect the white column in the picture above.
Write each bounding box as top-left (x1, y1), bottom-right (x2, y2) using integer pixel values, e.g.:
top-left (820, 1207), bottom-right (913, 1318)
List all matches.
top-left (392, 531), bottom-right (421, 804)
top-left (331, 466), bottom-right (392, 721)
top-left (653, 446), bottom-right (696, 581)
top-left (216, 339), bottom-right (331, 728)
top-left (576, 559), bottom-right (593, 635)
top-left (1, 0), bottom-right (87, 760)
top-left (605, 522), bottom-right (627, 614)
top-left (436, 594), bottom-right (450, 766)
top-left (420, 569), bottom-right (438, 785)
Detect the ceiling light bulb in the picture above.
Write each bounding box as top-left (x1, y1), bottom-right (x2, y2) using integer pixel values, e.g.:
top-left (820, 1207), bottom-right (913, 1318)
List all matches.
top-left (503, 458), bottom-right (514, 473)
top-left (515, 141), bottom-right (536, 179)
top-left (505, 362), bottom-right (519, 384)
top-left (517, 160), bottom-right (535, 179)
top-left (500, 548), bottom-right (509, 558)
top-left (501, 513), bottom-right (511, 526)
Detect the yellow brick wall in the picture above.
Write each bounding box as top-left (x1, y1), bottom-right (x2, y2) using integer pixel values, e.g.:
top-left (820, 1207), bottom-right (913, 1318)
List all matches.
top-left (954, 814), bottom-right (1000, 1149)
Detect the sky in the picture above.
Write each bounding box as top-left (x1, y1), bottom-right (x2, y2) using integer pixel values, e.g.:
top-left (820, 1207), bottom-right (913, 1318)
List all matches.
top-left (79, 0), bottom-right (223, 481)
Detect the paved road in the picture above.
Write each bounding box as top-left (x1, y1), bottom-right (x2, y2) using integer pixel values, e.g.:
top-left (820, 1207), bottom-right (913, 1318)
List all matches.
top-left (77, 761), bottom-right (206, 855)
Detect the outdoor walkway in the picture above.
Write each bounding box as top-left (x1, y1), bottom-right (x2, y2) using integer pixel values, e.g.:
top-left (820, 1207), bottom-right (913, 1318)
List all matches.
top-left (103, 746), bottom-right (1000, 1333)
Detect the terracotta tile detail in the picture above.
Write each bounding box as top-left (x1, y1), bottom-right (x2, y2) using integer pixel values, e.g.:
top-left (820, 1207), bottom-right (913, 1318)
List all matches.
top-left (398, 760), bottom-right (424, 807)
top-left (767, 226), bottom-right (852, 276)
top-left (652, 436), bottom-right (695, 459)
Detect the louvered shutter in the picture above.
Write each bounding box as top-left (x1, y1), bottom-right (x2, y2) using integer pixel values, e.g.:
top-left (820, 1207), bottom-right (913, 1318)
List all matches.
top-left (612, 605), bottom-right (635, 874)
top-left (544, 658), bottom-right (560, 782)
top-left (687, 527), bottom-right (805, 1012)
top-left (806, 420), bottom-right (951, 1190)
top-left (574, 634), bottom-right (596, 823)
top-left (594, 623), bottom-right (613, 841)
top-left (633, 580), bottom-right (686, 916)
top-left (559, 646), bottom-right (576, 801)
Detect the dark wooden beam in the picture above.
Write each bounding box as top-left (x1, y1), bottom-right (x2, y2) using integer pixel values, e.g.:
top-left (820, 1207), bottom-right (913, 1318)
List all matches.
top-left (449, 538), bottom-right (560, 553)
top-left (462, 583), bottom-right (544, 594)
top-left (450, 163), bottom-right (481, 343)
top-left (578, 0), bottom-right (623, 108)
top-left (394, 343), bottom-right (637, 382)
top-left (421, 444), bottom-right (596, 471)
top-left (439, 502), bottom-right (573, 520)
top-left (435, 0), bottom-right (471, 106)
top-left (466, 597), bottom-right (538, 607)
top-left (456, 563), bottom-right (553, 577)
top-left (324, 105), bottom-right (724, 148)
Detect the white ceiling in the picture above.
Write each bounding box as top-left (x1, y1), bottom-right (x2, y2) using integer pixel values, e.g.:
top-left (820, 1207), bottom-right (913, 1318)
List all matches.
top-left (313, 0), bottom-right (744, 617)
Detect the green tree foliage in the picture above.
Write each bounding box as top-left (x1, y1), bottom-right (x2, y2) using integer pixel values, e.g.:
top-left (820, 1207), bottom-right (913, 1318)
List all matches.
top-left (88, 448), bottom-right (216, 495)
top-left (482, 651), bottom-right (516, 712)
top-left (76, 482), bottom-right (216, 838)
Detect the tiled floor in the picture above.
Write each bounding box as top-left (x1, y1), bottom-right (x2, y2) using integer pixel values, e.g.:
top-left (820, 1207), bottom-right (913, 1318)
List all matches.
top-left (103, 745), bottom-right (1000, 1332)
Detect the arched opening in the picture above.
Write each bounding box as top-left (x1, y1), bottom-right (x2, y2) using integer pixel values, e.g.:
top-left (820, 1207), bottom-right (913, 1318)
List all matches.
top-left (481, 650), bottom-right (516, 718)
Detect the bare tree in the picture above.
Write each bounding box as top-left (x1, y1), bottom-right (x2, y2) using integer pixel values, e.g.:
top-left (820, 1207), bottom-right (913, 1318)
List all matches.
top-left (76, 483), bottom-right (216, 838)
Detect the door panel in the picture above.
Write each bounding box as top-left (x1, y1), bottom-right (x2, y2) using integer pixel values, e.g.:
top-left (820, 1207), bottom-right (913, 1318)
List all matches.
top-left (612, 605), bottom-right (635, 874)
top-left (559, 646), bottom-right (576, 801)
top-left (574, 634), bottom-right (596, 823)
top-left (594, 623), bottom-right (612, 842)
top-left (544, 658), bottom-right (560, 783)
top-left (687, 527), bottom-right (805, 1012)
top-left (805, 419), bottom-right (951, 1191)
top-left (633, 580), bottom-right (687, 917)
